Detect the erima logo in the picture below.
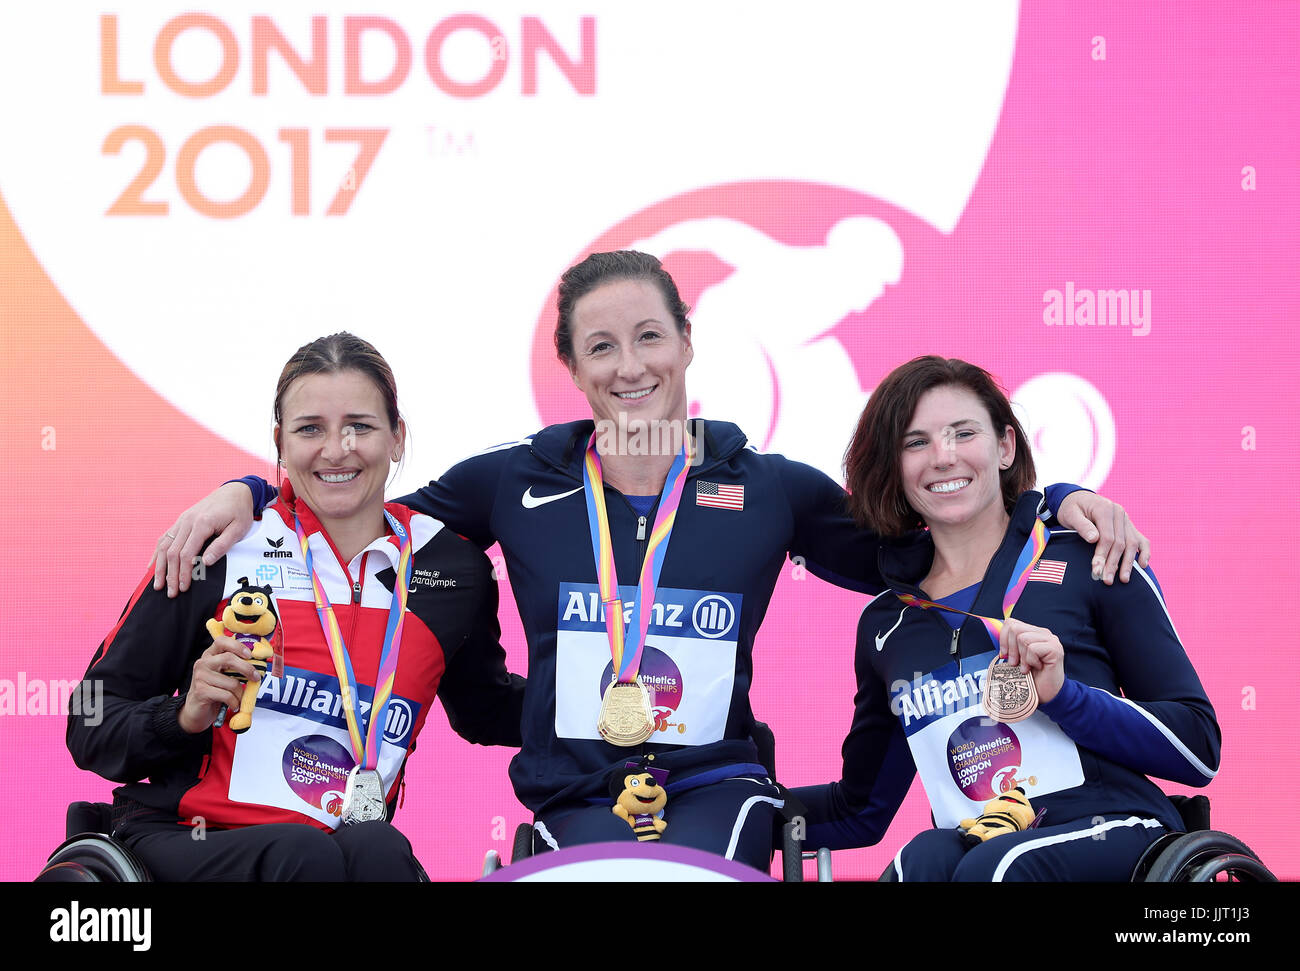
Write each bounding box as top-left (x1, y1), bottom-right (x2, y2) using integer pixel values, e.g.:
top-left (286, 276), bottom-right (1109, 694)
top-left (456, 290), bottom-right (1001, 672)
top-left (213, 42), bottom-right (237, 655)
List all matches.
top-left (264, 536), bottom-right (293, 558)
top-left (522, 485), bottom-right (583, 508)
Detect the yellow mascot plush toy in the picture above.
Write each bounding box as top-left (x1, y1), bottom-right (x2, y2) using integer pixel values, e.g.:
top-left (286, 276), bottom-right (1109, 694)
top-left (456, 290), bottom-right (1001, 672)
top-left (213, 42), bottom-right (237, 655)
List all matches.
top-left (610, 756), bottom-right (668, 841)
top-left (205, 577), bottom-right (279, 733)
top-left (959, 787), bottom-right (1037, 845)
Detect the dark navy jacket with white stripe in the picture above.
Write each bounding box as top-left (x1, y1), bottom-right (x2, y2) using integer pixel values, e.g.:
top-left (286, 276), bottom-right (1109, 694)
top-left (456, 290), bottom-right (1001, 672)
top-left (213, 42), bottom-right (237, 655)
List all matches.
top-left (794, 492), bottom-right (1221, 850)
top-left (247, 421), bottom-right (1082, 815)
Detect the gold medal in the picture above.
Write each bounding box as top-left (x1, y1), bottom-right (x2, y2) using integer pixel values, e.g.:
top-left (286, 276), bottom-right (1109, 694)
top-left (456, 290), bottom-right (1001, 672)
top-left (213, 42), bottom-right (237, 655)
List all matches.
top-left (982, 657), bottom-right (1038, 723)
top-left (597, 676), bottom-right (656, 746)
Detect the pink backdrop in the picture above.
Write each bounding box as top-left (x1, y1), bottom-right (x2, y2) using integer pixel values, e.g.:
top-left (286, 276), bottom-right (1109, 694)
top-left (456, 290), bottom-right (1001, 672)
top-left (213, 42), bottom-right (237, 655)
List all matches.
top-left (2, 2), bottom-right (1297, 880)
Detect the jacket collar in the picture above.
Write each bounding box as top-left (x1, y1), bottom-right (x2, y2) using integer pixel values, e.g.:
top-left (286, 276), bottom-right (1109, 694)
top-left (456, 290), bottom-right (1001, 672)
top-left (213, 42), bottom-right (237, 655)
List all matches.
top-left (877, 491), bottom-right (1047, 616)
top-left (527, 418), bottom-right (750, 482)
top-left (271, 478), bottom-right (412, 571)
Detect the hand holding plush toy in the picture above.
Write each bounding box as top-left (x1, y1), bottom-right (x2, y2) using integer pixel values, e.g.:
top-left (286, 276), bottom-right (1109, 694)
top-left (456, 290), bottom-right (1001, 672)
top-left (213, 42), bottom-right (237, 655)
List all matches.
top-left (203, 578), bottom-right (278, 734)
top-left (610, 757), bottom-right (668, 841)
top-left (959, 787), bottom-right (1037, 845)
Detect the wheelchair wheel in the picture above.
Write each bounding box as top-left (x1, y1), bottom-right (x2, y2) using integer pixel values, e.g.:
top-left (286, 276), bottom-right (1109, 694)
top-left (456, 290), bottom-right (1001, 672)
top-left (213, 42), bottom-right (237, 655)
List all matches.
top-left (780, 821), bottom-right (803, 882)
top-left (1185, 853), bottom-right (1277, 883)
top-left (1143, 830), bottom-right (1276, 883)
top-left (512, 822), bottom-right (536, 863)
top-left (34, 861), bottom-right (102, 882)
top-left (36, 834), bottom-right (152, 883)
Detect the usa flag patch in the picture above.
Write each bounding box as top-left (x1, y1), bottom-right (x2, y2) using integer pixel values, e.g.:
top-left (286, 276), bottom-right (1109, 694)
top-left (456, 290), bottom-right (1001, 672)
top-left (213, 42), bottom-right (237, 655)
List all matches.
top-left (1029, 560), bottom-right (1067, 584)
top-left (696, 481), bottom-right (744, 510)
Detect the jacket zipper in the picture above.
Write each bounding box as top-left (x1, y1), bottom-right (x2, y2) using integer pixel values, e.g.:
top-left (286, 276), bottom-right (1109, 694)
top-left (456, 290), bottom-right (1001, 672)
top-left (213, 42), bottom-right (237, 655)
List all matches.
top-left (617, 490), bottom-right (653, 572)
top-left (636, 506), bottom-right (655, 574)
top-left (895, 586), bottom-right (971, 664)
top-left (892, 565), bottom-right (1001, 666)
top-left (346, 552), bottom-right (367, 652)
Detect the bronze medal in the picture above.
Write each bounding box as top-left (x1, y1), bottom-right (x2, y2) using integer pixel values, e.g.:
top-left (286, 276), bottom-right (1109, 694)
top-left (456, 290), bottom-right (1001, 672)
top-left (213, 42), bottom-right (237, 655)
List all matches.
top-left (597, 677), bottom-right (656, 746)
top-left (982, 658), bottom-right (1038, 723)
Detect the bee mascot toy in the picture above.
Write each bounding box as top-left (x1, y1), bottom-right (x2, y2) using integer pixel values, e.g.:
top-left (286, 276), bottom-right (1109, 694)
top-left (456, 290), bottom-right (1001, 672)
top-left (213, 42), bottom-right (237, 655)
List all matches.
top-left (610, 755), bottom-right (668, 842)
top-left (959, 787), bottom-right (1038, 845)
top-left (205, 577), bottom-right (279, 733)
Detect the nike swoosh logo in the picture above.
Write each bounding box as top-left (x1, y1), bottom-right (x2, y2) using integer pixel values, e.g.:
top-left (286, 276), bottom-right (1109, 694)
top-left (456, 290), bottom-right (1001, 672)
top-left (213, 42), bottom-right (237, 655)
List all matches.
top-left (521, 485), bottom-right (584, 509)
top-left (875, 608), bottom-right (907, 652)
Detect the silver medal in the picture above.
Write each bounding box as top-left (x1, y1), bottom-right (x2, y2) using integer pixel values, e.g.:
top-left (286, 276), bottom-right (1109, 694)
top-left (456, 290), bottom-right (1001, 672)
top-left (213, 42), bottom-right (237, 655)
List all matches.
top-left (341, 766), bottom-right (387, 825)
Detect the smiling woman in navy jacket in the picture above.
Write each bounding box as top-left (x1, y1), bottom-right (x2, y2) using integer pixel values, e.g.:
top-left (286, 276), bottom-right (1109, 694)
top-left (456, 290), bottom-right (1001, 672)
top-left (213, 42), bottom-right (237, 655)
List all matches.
top-left (794, 356), bottom-right (1220, 881)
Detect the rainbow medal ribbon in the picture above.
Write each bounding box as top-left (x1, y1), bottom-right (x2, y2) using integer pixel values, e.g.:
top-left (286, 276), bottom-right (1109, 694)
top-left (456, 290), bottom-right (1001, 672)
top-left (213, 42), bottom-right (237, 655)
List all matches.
top-left (897, 518), bottom-right (1050, 724)
top-left (295, 508), bottom-right (413, 824)
top-left (584, 430), bottom-right (693, 746)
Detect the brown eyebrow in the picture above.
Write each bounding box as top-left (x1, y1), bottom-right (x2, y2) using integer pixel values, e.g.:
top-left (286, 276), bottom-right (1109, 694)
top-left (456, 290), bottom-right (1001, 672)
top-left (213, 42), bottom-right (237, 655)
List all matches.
top-left (290, 413), bottom-right (381, 423)
top-left (903, 418), bottom-right (983, 437)
top-left (582, 319), bottom-right (668, 344)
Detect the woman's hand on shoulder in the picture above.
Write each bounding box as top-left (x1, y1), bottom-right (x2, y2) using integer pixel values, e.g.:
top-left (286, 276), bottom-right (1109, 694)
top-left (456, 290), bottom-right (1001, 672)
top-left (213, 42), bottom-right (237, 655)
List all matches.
top-left (999, 618), bottom-right (1065, 705)
top-left (151, 482), bottom-right (256, 597)
top-left (178, 635), bottom-right (258, 734)
top-left (1055, 491), bottom-right (1150, 586)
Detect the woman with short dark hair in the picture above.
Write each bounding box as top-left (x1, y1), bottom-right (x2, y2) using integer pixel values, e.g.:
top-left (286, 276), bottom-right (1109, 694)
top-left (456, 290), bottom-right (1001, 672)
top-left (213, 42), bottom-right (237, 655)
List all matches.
top-left (795, 355), bottom-right (1220, 880)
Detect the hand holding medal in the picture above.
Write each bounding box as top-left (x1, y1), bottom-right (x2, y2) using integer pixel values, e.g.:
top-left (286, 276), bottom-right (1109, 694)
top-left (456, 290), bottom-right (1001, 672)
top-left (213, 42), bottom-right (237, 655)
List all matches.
top-left (897, 519), bottom-right (1065, 724)
top-left (994, 617), bottom-right (1065, 713)
top-left (982, 656), bottom-right (1039, 723)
